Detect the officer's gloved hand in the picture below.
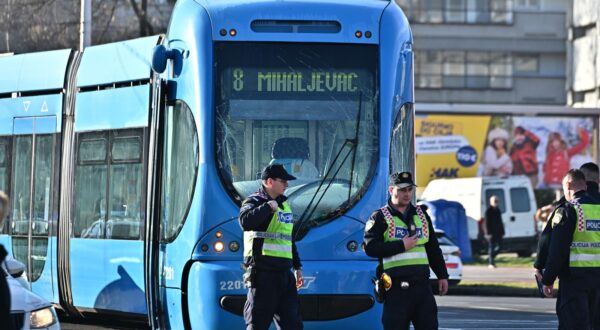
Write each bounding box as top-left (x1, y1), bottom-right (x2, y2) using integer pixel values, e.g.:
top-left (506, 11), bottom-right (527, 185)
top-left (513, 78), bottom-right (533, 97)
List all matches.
top-left (275, 195), bottom-right (287, 208)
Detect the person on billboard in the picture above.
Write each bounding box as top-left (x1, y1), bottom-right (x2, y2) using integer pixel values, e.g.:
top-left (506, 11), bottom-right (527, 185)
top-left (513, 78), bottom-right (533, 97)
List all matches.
top-left (510, 126), bottom-right (540, 188)
top-left (481, 127), bottom-right (513, 176)
top-left (543, 127), bottom-right (589, 189)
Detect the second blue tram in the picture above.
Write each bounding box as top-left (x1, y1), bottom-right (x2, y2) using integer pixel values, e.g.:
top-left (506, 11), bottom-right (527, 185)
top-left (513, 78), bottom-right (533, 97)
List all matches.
top-left (0, 0), bottom-right (415, 328)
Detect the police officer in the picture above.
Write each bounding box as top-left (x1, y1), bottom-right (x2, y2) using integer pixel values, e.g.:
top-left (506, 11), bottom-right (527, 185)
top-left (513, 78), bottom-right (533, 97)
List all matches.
top-left (239, 164), bottom-right (303, 330)
top-left (364, 172), bottom-right (449, 330)
top-left (580, 162), bottom-right (600, 201)
top-left (541, 169), bottom-right (600, 329)
top-left (534, 162), bottom-right (599, 282)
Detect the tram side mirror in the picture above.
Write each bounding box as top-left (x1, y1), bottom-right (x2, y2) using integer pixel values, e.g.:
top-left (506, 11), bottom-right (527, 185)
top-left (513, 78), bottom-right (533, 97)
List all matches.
top-left (152, 45), bottom-right (183, 78)
top-left (4, 257), bottom-right (25, 278)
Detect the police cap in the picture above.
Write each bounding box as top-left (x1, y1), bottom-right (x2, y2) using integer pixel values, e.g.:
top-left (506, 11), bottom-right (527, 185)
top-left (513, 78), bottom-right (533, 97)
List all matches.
top-left (390, 171), bottom-right (416, 189)
top-left (261, 164), bottom-right (296, 181)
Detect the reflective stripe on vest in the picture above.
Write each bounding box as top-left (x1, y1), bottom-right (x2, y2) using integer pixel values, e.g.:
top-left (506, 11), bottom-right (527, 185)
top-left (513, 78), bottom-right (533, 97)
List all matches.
top-left (569, 202), bottom-right (600, 268)
top-left (244, 201), bottom-right (294, 260)
top-left (381, 206), bottom-right (430, 271)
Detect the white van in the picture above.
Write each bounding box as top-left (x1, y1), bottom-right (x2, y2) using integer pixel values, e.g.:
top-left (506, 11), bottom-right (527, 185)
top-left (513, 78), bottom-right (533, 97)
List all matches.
top-left (421, 175), bottom-right (538, 257)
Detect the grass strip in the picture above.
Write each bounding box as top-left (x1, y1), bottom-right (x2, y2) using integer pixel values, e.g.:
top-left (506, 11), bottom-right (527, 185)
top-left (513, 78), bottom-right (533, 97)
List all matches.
top-left (464, 256), bottom-right (535, 268)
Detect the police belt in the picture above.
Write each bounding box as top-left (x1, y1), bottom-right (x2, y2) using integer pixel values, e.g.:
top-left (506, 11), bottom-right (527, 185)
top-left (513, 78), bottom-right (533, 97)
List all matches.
top-left (390, 277), bottom-right (429, 289)
top-left (248, 231), bottom-right (292, 241)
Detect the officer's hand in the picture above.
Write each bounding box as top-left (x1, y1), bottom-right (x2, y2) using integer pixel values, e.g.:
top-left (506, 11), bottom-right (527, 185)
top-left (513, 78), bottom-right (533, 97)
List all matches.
top-left (294, 269), bottom-right (304, 290)
top-left (534, 269), bottom-right (542, 282)
top-left (402, 235), bottom-right (418, 250)
top-left (438, 279), bottom-right (448, 296)
top-left (267, 200), bottom-right (278, 212)
top-left (543, 284), bottom-right (554, 298)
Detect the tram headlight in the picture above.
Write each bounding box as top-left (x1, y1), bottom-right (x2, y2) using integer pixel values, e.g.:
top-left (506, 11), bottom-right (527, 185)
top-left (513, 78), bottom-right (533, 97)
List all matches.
top-left (214, 241), bottom-right (225, 253)
top-left (229, 241), bottom-right (240, 252)
top-left (347, 240), bottom-right (358, 252)
top-left (30, 306), bottom-right (57, 328)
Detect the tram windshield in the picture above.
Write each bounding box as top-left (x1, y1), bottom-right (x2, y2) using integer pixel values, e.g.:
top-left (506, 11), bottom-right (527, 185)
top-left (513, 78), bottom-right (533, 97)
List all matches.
top-left (215, 42), bottom-right (378, 232)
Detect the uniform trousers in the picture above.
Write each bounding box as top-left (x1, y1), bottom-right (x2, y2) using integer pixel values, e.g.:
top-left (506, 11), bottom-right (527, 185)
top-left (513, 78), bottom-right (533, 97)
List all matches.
top-left (556, 281), bottom-right (600, 330)
top-left (382, 279), bottom-right (438, 330)
top-left (244, 269), bottom-right (303, 330)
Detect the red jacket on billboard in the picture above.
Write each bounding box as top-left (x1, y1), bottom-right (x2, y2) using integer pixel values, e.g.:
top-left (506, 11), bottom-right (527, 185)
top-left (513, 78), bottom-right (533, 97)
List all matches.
top-left (543, 128), bottom-right (589, 187)
top-left (510, 127), bottom-right (540, 176)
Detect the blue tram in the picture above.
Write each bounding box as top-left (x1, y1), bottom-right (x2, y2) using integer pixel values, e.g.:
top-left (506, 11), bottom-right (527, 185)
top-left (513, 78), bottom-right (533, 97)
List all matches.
top-left (0, 0), bottom-right (414, 328)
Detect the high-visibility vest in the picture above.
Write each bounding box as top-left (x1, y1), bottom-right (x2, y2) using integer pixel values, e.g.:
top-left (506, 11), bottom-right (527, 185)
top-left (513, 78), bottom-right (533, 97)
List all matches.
top-left (556, 201), bottom-right (600, 268)
top-left (244, 202), bottom-right (293, 260)
top-left (381, 206), bottom-right (430, 271)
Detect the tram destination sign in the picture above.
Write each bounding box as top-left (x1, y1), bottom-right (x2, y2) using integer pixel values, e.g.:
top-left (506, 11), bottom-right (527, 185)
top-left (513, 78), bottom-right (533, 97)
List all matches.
top-left (222, 68), bottom-right (372, 97)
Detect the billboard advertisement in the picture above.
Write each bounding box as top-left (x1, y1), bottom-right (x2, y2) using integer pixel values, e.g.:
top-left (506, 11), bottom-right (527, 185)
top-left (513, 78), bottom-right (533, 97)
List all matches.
top-left (416, 114), bottom-right (597, 190)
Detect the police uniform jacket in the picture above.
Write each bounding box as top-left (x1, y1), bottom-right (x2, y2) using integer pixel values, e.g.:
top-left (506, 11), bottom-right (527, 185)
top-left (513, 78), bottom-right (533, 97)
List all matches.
top-left (363, 201), bottom-right (449, 280)
top-left (534, 197), bottom-right (565, 271)
top-left (586, 181), bottom-right (600, 202)
top-left (239, 186), bottom-right (302, 272)
top-left (542, 190), bottom-right (600, 289)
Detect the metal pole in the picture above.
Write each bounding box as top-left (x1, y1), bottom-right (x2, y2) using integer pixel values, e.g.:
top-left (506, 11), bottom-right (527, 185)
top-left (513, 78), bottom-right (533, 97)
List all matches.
top-left (79, 0), bottom-right (91, 50)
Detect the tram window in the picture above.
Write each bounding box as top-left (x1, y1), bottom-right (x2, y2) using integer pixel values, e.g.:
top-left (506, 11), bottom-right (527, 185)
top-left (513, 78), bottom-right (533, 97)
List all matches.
top-left (32, 135), bottom-right (54, 237)
top-left (0, 138), bottom-right (9, 233)
top-left (12, 136), bottom-right (33, 236)
top-left (79, 138), bottom-right (107, 164)
top-left (390, 103), bottom-right (415, 176)
top-left (108, 130), bottom-right (144, 240)
top-left (112, 136), bottom-right (142, 163)
top-left (160, 101), bottom-right (198, 242)
top-left (215, 42), bottom-right (379, 230)
top-left (74, 132), bottom-right (108, 238)
top-left (75, 129), bottom-right (146, 240)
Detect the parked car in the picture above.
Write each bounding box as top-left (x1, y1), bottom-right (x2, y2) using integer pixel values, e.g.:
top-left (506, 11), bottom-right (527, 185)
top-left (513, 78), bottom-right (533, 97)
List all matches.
top-left (429, 230), bottom-right (463, 286)
top-left (2, 257), bottom-right (60, 329)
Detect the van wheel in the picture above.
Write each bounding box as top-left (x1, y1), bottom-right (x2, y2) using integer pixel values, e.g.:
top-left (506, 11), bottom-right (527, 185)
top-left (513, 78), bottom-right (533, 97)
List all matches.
top-left (517, 250), bottom-right (532, 257)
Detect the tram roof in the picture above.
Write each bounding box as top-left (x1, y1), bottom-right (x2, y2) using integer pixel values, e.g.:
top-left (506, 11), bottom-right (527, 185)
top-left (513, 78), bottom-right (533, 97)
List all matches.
top-left (0, 49), bottom-right (72, 95)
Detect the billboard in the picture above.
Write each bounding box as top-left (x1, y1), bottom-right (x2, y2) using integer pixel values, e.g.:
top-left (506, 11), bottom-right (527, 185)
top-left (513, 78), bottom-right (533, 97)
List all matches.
top-left (416, 114), bottom-right (597, 190)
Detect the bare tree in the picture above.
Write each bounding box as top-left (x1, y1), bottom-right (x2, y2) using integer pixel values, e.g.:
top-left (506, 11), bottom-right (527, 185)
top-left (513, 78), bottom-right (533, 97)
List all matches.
top-left (0, 0), bottom-right (173, 54)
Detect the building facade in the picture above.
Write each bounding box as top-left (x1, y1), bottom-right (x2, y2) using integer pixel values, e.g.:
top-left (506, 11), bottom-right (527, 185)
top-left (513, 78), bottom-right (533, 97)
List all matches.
top-left (568, 0), bottom-right (600, 107)
top-left (397, 0), bottom-right (568, 105)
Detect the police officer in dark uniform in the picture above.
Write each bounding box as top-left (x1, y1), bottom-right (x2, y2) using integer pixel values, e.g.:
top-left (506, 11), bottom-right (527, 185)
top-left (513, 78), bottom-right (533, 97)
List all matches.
top-left (580, 162), bottom-right (600, 201)
top-left (535, 162), bottom-right (599, 282)
top-left (239, 164), bottom-right (303, 330)
top-left (541, 169), bottom-right (600, 329)
top-left (364, 172), bottom-right (449, 330)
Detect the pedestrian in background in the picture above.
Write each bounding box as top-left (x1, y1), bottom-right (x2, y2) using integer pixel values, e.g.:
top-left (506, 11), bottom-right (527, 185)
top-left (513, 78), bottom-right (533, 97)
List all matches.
top-left (0, 191), bottom-right (16, 330)
top-left (579, 162), bottom-right (600, 201)
top-left (364, 171), bottom-right (448, 330)
top-left (239, 164), bottom-right (303, 330)
top-left (541, 169), bottom-right (600, 329)
top-left (484, 195), bottom-right (505, 268)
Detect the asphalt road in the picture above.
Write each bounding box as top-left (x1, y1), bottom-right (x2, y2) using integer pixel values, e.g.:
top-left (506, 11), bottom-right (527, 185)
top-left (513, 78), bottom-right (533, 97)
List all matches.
top-left (62, 296), bottom-right (557, 330)
top-left (436, 296), bottom-right (557, 329)
top-left (462, 265), bottom-right (534, 283)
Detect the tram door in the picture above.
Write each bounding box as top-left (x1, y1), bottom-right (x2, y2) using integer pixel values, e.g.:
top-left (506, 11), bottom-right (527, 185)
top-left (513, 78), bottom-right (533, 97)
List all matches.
top-left (11, 116), bottom-right (57, 292)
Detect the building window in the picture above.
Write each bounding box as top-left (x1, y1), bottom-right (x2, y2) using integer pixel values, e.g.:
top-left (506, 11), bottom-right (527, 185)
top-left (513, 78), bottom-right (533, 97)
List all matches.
top-left (415, 50), bottom-right (513, 89)
top-left (515, 0), bottom-right (539, 9)
top-left (397, 0), bottom-right (513, 24)
top-left (514, 55), bottom-right (538, 73)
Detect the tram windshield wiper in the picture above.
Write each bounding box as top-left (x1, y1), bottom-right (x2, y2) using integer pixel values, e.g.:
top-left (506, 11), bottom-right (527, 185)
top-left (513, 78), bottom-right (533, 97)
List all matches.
top-left (293, 95), bottom-right (362, 241)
